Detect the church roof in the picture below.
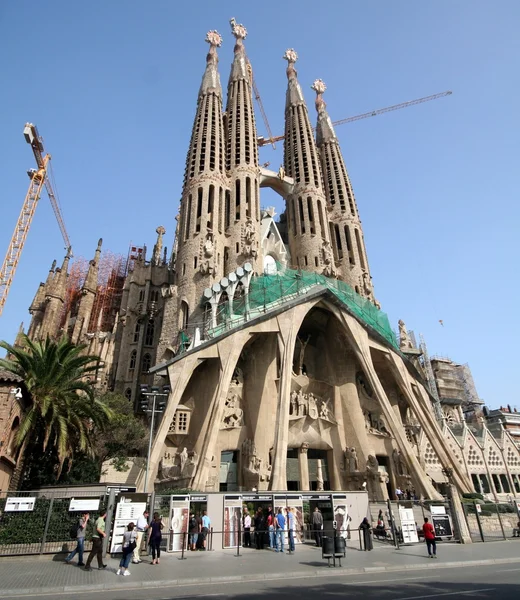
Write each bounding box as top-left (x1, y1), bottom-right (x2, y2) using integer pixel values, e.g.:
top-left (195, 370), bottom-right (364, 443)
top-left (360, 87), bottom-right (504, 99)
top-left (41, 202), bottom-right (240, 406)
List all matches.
top-left (0, 368), bottom-right (22, 383)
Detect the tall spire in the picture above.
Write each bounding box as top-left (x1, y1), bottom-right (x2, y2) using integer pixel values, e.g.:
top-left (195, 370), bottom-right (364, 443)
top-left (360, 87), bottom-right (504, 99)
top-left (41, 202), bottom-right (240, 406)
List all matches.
top-left (152, 226), bottom-right (166, 266)
top-left (84, 238), bottom-right (102, 294)
top-left (176, 30), bottom-right (228, 335)
top-left (312, 80), bottom-right (375, 301)
top-left (224, 17), bottom-right (261, 274)
top-left (71, 239), bottom-right (102, 344)
top-left (282, 51), bottom-right (332, 275)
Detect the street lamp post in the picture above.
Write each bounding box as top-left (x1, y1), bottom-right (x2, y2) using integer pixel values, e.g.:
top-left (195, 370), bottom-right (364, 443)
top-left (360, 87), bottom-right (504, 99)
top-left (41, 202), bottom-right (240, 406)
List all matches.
top-left (140, 385), bottom-right (169, 493)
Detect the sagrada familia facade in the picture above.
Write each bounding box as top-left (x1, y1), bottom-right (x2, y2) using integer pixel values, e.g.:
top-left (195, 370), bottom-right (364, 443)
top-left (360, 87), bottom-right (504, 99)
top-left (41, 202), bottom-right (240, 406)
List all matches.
top-left (8, 20), bottom-right (520, 501)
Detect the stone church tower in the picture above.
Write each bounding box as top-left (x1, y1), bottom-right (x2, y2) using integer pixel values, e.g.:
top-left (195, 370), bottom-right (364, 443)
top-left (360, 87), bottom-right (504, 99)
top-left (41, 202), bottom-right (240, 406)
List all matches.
top-left (283, 50), bottom-right (333, 275)
top-left (312, 80), bottom-right (375, 302)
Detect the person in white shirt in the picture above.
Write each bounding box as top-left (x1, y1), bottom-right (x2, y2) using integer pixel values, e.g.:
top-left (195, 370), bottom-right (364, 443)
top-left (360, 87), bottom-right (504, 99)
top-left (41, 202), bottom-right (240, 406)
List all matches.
top-left (243, 509), bottom-right (252, 547)
top-left (132, 510), bottom-right (149, 564)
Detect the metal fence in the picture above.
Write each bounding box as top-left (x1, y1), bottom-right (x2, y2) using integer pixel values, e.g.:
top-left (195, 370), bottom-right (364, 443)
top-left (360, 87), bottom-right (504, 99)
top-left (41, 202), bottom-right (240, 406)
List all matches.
top-left (461, 500), bottom-right (518, 543)
top-left (0, 490), bottom-right (107, 557)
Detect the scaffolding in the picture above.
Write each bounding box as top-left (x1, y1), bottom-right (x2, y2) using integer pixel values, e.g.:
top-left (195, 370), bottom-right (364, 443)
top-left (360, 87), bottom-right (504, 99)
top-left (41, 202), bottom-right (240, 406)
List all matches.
top-left (205, 265), bottom-right (398, 349)
top-left (419, 333), bottom-right (443, 421)
top-left (59, 251), bottom-right (126, 334)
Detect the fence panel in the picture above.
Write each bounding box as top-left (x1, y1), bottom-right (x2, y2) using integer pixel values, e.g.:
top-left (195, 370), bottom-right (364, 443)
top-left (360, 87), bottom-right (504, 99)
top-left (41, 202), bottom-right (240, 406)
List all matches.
top-left (0, 490), bottom-right (107, 557)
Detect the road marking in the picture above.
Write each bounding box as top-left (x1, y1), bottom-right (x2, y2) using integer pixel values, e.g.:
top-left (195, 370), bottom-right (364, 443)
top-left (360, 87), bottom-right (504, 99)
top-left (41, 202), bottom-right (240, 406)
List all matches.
top-left (348, 575), bottom-right (434, 585)
top-left (496, 567), bottom-right (520, 572)
top-left (397, 589), bottom-right (495, 600)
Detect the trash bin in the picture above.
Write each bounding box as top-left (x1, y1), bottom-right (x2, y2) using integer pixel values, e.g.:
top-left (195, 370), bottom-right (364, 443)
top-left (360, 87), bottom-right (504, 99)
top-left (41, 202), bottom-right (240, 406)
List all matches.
top-left (322, 536), bottom-right (334, 557)
top-left (334, 536), bottom-right (346, 557)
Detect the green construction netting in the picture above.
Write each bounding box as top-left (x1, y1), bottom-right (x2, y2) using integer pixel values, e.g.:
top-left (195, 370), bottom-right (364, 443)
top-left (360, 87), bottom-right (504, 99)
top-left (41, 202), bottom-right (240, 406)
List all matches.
top-left (206, 265), bottom-right (398, 349)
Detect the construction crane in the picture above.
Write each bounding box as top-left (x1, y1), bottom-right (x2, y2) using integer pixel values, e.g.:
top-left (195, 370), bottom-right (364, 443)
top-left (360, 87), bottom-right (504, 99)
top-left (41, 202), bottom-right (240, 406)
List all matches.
top-left (0, 123), bottom-right (71, 317)
top-left (257, 90), bottom-right (452, 147)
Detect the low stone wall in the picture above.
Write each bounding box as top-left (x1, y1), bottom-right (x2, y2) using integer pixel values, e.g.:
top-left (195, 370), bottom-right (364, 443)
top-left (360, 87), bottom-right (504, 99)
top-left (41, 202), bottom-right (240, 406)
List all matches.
top-left (466, 513), bottom-right (518, 537)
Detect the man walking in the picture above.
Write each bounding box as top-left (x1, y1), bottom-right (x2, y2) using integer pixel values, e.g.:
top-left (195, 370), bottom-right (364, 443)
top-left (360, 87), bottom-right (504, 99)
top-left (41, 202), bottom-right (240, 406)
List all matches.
top-left (133, 509), bottom-right (149, 564)
top-left (275, 508), bottom-right (285, 553)
top-left (423, 517), bottom-right (437, 558)
top-left (85, 510), bottom-right (107, 571)
top-left (312, 507), bottom-right (323, 547)
top-left (267, 506), bottom-right (275, 549)
top-left (65, 511), bottom-right (89, 566)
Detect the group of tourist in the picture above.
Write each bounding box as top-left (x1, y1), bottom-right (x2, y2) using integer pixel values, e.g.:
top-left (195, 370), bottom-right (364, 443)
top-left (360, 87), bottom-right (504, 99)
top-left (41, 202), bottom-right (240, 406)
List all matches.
top-left (65, 509), bottom-right (165, 576)
top-left (188, 510), bottom-right (211, 550)
top-left (249, 505), bottom-right (296, 552)
top-left (395, 487), bottom-right (418, 501)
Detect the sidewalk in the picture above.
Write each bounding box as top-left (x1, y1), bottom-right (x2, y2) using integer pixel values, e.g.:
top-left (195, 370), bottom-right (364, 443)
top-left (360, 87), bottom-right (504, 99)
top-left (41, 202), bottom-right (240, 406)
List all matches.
top-left (0, 539), bottom-right (519, 597)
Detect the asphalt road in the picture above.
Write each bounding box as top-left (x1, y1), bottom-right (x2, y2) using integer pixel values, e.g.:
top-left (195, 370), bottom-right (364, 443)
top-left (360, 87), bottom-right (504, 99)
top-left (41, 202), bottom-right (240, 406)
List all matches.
top-left (10, 562), bottom-right (520, 600)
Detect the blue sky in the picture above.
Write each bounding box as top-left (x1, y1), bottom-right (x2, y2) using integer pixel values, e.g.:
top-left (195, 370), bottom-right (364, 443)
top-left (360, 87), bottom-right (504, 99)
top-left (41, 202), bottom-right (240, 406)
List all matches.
top-left (1, 1), bottom-right (518, 409)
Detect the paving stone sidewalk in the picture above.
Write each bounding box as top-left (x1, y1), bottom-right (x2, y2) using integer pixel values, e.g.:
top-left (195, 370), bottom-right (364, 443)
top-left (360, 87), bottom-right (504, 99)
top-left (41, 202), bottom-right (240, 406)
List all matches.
top-left (0, 539), bottom-right (519, 597)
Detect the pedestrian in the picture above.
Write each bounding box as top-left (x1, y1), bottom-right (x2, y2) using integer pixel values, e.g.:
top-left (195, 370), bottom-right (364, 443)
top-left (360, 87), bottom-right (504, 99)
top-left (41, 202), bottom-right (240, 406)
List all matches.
top-left (266, 506), bottom-right (275, 549)
top-left (359, 517), bottom-right (373, 551)
top-left (132, 509), bottom-right (149, 564)
top-left (254, 508), bottom-right (265, 549)
top-left (200, 509), bottom-right (211, 550)
top-left (312, 507), bottom-right (323, 547)
top-left (65, 511), bottom-right (89, 566)
top-left (188, 512), bottom-right (199, 551)
top-left (395, 487), bottom-right (402, 500)
top-left (243, 509), bottom-right (251, 548)
top-left (423, 517), bottom-right (437, 558)
top-left (275, 508), bottom-right (285, 553)
top-left (117, 522), bottom-right (137, 576)
top-left (513, 519), bottom-right (520, 537)
top-left (85, 510), bottom-right (107, 571)
top-left (149, 512), bottom-right (163, 565)
top-left (287, 507), bottom-right (295, 553)
top-left (375, 509), bottom-right (386, 538)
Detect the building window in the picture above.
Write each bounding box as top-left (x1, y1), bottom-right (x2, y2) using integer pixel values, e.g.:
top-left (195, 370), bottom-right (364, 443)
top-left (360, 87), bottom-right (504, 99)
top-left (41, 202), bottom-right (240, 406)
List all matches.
top-left (150, 290), bottom-right (159, 303)
top-left (499, 473), bottom-right (511, 493)
top-left (138, 289), bottom-right (145, 302)
top-left (168, 409), bottom-right (191, 435)
top-left (492, 473), bottom-right (502, 494)
top-left (142, 353), bottom-right (152, 373)
top-left (124, 388), bottom-right (132, 401)
top-left (479, 474), bottom-right (490, 494)
top-left (145, 321), bottom-right (155, 346)
top-left (133, 322), bottom-right (140, 343)
top-left (129, 350), bottom-right (137, 371)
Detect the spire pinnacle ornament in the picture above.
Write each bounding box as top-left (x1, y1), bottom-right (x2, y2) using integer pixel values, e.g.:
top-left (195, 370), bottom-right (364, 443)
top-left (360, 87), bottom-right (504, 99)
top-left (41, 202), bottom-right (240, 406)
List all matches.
top-left (205, 30), bottom-right (222, 48)
top-left (230, 17), bottom-right (247, 41)
top-left (283, 48), bottom-right (298, 64)
top-left (312, 78), bottom-right (327, 112)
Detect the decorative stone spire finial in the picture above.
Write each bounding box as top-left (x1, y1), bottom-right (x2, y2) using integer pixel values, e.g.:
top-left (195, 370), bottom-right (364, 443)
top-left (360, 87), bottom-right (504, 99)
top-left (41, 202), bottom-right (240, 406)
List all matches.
top-left (205, 30), bottom-right (222, 48)
top-left (230, 17), bottom-right (247, 41)
top-left (200, 30), bottom-right (223, 95)
top-left (152, 225), bottom-right (166, 266)
top-left (283, 49), bottom-right (304, 106)
top-left (312, 78), bottom-right (337, 144)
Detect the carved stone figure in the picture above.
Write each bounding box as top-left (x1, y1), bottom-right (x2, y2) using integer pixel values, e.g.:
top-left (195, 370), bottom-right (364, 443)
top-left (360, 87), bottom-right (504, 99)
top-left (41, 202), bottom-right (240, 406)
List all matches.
top-left (221, 393), bottom-right (244, 428)
top-left (296, 390), bottom-right (306, 416)
top-left (200, 231), bottom-right (216, 275)
top-left (344, 447), bottom-right (359, 473)
top-left (319, 399), bottom-right (330, 420)
top-left (363, 410), bottom-right (372, 430)
top-left (366, 454), bottom-right (379, 475)
top-left (307, 393), bottom-right (318, 419)
top-left (179, 447), bottom-right (188, 474)
top-left (243, 218), bottom-right (258, 258)
top-left (290, 391), bottom-right (298, 416)
top-left (362, 271), bottom-right (373, 296)
top-left (278, 164), bottom-right (285, 180)
top-left (393, 449), bottom-right (408, 476)
top-left (231, 367), bottom-right (243, 386)
top-left (203, 231), bottom-right (214, 258)
top-left (322, 240), bottom-right (335, 277)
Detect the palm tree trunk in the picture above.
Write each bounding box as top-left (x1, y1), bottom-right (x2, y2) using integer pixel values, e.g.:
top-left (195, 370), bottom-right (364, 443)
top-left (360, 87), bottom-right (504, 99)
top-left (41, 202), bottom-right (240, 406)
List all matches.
top-left (8, 437), bottom-right (29, 491)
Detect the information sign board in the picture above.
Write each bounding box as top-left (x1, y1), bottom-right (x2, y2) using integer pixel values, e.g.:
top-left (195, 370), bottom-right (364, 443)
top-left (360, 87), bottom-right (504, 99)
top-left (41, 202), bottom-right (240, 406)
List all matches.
top-left (5, 497), bottom-right (36, 512)
top-left (69, 498), bottom-right (100, 512)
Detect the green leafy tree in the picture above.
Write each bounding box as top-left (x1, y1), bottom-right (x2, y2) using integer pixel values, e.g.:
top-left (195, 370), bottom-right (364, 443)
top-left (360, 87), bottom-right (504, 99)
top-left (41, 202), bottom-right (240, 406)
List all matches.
top-left (91, 392), bottom-right (149, 471)
top-left (0, 335), bottom-right (113, 485)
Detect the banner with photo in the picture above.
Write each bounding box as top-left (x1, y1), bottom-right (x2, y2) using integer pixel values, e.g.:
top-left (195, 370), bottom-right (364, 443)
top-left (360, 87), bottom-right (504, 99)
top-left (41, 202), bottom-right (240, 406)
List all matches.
top-left (169, 495), bottom-right (189, 552)
top-left (332, 494), bottom-right (350, 539)
top-left (223, 495), bottom-right (242, 548)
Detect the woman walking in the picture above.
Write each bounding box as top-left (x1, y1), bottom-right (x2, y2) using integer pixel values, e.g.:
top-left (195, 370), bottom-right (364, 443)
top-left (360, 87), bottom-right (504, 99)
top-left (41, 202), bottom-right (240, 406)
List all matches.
top-left (149, 512), bottom-right (164, 565)
top-left (117, 522), bottom-right (137, 576)
top-left (359, 517), bottom-right (373, 551)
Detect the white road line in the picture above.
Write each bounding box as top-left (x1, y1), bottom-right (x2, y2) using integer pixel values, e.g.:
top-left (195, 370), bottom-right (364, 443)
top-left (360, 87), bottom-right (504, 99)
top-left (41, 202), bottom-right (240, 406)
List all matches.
top-left (396, 588), bottom-right (495, 600)
top-left (496, 568), bottom-right (520, 572)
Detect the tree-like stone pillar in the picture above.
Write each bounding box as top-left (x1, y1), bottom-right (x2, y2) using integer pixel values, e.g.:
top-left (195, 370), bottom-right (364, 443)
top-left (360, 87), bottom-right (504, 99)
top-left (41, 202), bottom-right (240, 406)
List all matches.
top-left (299, 443), bottom-right (310, 490)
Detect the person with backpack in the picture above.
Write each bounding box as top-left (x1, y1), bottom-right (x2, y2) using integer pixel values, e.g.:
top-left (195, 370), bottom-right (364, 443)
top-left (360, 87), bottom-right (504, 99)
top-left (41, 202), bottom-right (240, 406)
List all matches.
top-left (188, 512), bottom-right (200, 551)
top-left (117, 522), bottom-right (137, 576)
top-left (65, 511), bottom-right (89, 566)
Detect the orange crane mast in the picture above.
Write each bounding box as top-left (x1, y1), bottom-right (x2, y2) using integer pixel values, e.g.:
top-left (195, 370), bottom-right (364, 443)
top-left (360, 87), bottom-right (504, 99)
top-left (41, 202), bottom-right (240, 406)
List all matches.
top-left (0, 123), bottom-right (72, 317)
top-left (257, 90), bottom-right (452, 147)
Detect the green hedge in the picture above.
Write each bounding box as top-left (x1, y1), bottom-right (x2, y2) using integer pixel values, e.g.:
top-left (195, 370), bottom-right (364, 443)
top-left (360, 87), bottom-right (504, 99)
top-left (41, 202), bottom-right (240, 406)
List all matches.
top-left (0, 497), bottom-right (106, 546)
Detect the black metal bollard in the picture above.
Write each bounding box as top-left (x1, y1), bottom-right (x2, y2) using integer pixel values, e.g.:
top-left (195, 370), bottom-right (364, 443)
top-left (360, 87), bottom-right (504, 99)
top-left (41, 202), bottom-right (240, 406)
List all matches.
top-left (180, 531), bottom-right (187, 560)
top-left (236, 520), bottom-right (241, 557)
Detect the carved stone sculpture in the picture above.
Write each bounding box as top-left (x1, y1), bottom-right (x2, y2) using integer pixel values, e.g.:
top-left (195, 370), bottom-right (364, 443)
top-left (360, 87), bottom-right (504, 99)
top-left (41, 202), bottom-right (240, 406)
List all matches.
top-left (321, 239), bottom-right (335, 277)
top-left (221, 393), bottom-right (244, 429)
top-left (289, 390), bottom-right (335, 422)
top-left (179, 447), bottom-right (188, 474)
top-left (362, 271), bottom-right (373, 296)
top-left (366, 454), bottom-right (379, 475)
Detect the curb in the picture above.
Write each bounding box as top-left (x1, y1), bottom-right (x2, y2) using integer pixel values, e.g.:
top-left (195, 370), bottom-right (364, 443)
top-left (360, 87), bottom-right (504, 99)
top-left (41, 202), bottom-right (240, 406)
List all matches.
top-left (3, 556), bottom-right (520, 597)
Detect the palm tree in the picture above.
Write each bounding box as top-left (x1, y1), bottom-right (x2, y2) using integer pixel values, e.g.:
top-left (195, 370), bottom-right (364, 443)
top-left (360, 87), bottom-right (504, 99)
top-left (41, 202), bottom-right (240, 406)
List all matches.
top-left (0, 335), bottom-right (113, 481)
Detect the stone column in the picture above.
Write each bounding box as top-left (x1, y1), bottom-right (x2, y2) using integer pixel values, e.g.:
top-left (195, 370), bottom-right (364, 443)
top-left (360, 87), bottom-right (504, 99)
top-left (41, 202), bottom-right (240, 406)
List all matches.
top-left (299, 443), bottom-right (310, 491)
